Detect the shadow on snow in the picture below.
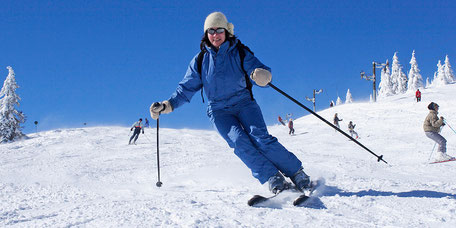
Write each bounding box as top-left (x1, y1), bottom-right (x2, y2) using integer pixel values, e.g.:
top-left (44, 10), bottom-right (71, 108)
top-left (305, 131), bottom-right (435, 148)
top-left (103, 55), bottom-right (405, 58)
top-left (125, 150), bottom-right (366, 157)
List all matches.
top-left (322, 185), bottom-right (456, 199)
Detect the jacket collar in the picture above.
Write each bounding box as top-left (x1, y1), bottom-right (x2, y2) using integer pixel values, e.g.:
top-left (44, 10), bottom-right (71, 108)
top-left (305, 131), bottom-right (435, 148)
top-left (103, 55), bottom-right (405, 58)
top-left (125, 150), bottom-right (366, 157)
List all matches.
top-left (205, 39), bottom-right (238, 55)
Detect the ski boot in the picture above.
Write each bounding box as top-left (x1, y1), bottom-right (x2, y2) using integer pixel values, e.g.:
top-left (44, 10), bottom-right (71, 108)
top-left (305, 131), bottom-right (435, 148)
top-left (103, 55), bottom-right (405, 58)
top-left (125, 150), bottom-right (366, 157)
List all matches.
top-left (436, 152), bottom-right (455, 162)
top-left (290, 167), bottom-right (312, 192)
top-left (268, 172), bottom-right (290, 194)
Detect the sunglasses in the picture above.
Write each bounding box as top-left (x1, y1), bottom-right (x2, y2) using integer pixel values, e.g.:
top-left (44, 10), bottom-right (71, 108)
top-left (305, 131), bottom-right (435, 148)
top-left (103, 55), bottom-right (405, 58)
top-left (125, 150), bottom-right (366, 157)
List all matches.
top-left (207, 28), bottom-right (225, 35)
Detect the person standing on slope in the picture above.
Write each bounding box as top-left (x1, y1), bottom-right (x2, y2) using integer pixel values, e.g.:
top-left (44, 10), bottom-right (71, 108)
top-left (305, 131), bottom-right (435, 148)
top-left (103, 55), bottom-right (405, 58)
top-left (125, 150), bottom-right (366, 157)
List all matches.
top-left (416, 89), bottom-right (421, 102)
top-left (423, 102), bottom-right (454, 161)
top-left (144, 118), bottom-right (150, 128)
top-left (129, 118), bottom-right (144, 145)
top-left (149, 12), bottom-right (312, 194)
top-left (333, 113), bottom-right (343, 129)
top-left (348, 121), bottom-right (358, 139)
top-left (288, 118), bottom-right (295, 135)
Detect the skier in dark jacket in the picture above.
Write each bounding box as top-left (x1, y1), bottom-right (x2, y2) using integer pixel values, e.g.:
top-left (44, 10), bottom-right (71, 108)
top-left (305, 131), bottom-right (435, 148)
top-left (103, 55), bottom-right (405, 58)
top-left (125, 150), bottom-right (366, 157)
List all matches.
top-left (144, 118), bottom-right (150, 128)
top-left (333, 113), bottom-right (343, 129)
top-left (149, 12), bottom-right (311, 194)
top-left (348, 121), bottom-right (358, 139)
top-left (129, 118), bottom-right (144, 145)
top-left (288, 118), bottom-right (295, 135)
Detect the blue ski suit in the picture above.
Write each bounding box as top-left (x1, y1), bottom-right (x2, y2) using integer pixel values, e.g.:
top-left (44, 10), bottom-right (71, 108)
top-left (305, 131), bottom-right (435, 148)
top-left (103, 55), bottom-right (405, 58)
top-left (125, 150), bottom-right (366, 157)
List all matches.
top-left (168, 39), bottom-right (302, 184)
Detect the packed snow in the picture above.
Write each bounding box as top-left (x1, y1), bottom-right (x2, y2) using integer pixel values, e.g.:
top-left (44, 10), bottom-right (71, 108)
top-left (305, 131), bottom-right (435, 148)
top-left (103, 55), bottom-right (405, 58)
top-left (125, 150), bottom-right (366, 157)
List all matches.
top-left (1, 84), bottom-right (456, 227)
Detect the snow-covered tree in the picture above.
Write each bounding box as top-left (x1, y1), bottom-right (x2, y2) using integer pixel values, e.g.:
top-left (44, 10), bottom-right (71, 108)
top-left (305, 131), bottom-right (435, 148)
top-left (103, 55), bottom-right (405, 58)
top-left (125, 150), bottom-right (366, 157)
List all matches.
top-left (443, 55), bottom-right (455, 83)
top-left (425, 77), bottom-right (430, 88)
top-left (378, 59), bottom-right (394, 98)
top-left (336, 96), bottom-right (342, 105)
top-left (390, 52), bottom-right (408, 94)
top-left (345, 89), bottom-right (353, 104)
top-left (432, 60), bottom-right (447, 87)
top-left (0, 66), bottom-right (25, 143)
top-left (407, 50), bottom-right (424, 93)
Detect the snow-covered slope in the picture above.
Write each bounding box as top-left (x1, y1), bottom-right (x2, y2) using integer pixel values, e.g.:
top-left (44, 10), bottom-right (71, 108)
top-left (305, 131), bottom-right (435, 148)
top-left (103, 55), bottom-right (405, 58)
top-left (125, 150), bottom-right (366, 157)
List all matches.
top-left (2, 85), bottom-right (456, 227)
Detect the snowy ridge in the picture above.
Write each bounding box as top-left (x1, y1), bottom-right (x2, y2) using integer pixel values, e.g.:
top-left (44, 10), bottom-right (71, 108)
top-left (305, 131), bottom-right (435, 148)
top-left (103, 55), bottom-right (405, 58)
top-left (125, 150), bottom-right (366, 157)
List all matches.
top-left (2, 85), bottom-right (456, 227)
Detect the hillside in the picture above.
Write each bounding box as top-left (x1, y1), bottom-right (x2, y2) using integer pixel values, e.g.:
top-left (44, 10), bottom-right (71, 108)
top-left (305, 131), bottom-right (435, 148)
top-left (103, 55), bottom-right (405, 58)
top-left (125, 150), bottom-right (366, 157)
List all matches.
top-left (1, 85), bottom-right (456, 227)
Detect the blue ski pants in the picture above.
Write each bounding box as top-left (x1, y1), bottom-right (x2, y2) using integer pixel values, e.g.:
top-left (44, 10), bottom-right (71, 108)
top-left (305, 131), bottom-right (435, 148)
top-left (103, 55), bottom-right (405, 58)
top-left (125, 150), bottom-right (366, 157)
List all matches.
top-left (208, 99), bottom-right (302, 184)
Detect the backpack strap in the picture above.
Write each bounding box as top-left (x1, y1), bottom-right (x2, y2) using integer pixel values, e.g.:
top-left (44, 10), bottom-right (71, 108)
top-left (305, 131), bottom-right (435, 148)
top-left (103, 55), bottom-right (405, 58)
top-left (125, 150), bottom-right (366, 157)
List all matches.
top-left (236, 40), bottom-right (254, 101)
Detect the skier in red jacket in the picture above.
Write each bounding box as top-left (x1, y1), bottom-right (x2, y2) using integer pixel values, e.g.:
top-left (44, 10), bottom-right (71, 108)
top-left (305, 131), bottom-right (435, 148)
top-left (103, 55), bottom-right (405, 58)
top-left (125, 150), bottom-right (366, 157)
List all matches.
top-left (278, 116), bottom-right (285, 126)
top-left (416, 89), bottom-right (421, 102)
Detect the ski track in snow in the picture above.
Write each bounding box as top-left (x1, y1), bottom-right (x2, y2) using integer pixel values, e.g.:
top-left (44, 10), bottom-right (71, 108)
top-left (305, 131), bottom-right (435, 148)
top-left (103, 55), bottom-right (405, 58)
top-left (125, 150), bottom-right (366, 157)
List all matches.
top-left (2, 85), bottom-right (456, 227)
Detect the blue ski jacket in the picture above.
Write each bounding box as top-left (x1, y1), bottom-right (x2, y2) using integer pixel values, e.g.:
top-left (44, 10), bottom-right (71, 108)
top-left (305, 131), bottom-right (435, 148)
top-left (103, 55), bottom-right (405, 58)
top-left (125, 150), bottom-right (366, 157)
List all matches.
top-left (166, 39), bottom-right (302, 184)
top-left (168, 39), bottom-right (270, 112)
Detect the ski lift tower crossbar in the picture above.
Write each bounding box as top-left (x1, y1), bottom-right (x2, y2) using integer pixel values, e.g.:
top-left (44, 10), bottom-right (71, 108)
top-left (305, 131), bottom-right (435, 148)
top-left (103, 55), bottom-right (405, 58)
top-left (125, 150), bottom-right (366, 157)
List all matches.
top-left (360, 61), bottom-right (388, 102)
top-left (305, 89), bottom-right (323, 112)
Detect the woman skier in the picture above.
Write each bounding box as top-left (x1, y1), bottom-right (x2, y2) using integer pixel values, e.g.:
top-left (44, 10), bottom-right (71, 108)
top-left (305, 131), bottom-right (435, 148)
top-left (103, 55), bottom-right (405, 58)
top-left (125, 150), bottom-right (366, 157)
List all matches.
top-left (423, 102), bottom-right (454, 161)
top-left (149, 12), bottom-right (311, 194)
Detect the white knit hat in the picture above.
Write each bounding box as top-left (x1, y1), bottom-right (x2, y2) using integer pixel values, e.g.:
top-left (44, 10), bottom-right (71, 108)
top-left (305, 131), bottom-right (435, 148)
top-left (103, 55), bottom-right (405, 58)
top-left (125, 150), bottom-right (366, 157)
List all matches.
top-left (204, 12), bottom-right (234, 35)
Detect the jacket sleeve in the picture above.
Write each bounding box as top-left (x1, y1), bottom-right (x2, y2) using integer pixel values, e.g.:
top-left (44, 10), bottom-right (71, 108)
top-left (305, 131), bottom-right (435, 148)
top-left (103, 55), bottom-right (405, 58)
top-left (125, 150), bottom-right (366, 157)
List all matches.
top-left (429, 114), bottom-right (443, 128)
top-left (168, 54), bottom-right (203, 110)
top-left (241, 47), bottom-right (271, 87)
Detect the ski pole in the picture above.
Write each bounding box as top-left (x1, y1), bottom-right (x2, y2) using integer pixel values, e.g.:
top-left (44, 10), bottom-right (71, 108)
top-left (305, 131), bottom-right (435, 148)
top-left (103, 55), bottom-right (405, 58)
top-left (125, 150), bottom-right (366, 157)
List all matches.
top-left (428, 142), bottom-right (437, 162)
top-left (268, 82), bottom-right (387, 164)
top-left (156, 118), bottom-right (163, 187)
top-left (428, 143), bottom-right (437, 161)
top-left (443, 120), bottom-right (456, 135)
top-left (143, 132), bottom-right (154, 144)
top-left (427, 125), bottom-right (443, 162)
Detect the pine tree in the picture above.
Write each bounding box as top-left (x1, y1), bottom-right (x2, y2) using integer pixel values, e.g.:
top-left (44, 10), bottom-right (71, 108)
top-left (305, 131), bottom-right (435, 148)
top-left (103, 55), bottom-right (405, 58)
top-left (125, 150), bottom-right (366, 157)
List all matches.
top-left (407, 50), bottom-right (424, 93)
top-left (336, 96), bottom-right (342, 105)
top-left (0, 66), bottom-right (25, 143)
top-left (345, 89), bottom-right (353, 104)
top-left (432, 60), bottom-right (447, 87)
top-left (425, 77), bottom-right (430, 88)
top-left (378, 59), bottom-right (394, 98)
top-left (443, 55), bottom-right (455, 83)
top-left (390, 52), bottom-right (408, 94)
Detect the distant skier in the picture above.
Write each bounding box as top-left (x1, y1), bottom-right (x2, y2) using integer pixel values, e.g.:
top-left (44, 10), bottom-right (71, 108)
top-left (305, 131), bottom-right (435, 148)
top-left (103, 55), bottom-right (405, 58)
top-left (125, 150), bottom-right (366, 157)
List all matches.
top-left (144, 118), bottom-right (150, 128)
top-left (423, 102), bottom-right (454, 161)
top-left (333, 113), bottom-right (343, 129)
top-left (348, 121), bottom-right (358, 139)
top-left (286, 113), bottom-right (292, 120)
top-left (129, 118), bottom-right (144, 145)
top-left (278, 116), bottom-right (286, 126)
top-left (149, 12), bottom-right (311, 195)
top-left (415, 89), bottom-right (421, 102)
top-left (288, 118), bottom-right (295, 135)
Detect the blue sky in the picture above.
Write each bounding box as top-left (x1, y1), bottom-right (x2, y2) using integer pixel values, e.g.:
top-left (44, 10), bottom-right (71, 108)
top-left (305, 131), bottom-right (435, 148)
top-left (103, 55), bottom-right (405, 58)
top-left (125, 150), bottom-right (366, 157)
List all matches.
top-left (1, 0), bottom-right (455, 133)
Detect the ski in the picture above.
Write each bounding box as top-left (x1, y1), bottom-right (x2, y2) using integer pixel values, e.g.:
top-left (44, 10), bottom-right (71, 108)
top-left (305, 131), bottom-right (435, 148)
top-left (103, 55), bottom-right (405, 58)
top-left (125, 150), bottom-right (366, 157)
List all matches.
top-left (292, 180), bottom-right (320, 206)
top-left (429, 158), bottom-right (456, 164)
top-left (293, 194), bottom-right (310, 206)
top-left (247, 193), bottom-right (279, 206)
top-left (248, 179), bottom-right (322, 207)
